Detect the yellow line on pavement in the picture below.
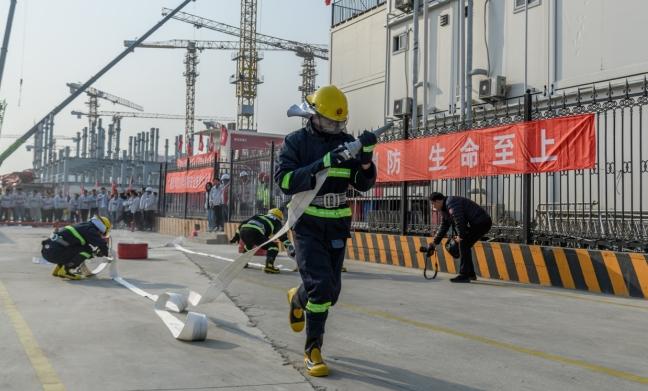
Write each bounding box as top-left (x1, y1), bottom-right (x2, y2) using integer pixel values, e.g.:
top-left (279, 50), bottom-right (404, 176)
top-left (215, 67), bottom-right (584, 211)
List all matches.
top-left (235, 274), bottom-right (648, 385)
top-left (0, 281), bottom-right (65, 391)
top-left (341, 302), bottom-right (648, 385)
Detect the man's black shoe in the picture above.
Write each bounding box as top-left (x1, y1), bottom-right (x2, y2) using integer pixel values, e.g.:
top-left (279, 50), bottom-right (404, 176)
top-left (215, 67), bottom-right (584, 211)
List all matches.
top-left (469, 273), bottom-right (477, 281)
top-left (450, 274), bottom-right (471, 283)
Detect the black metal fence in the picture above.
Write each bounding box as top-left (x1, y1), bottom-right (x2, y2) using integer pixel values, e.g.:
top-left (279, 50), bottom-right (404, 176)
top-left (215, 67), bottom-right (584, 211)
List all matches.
top-left (160, 147), bottom-right (290, 223)
top-left (159, 73), bottom-right (648, 252)
top-left (349, 73), bottom-right (648, 252)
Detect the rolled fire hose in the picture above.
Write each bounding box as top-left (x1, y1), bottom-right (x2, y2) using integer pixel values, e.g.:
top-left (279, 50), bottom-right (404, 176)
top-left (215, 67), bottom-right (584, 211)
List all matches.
top-left (107, 254), bottom-right (208, 341)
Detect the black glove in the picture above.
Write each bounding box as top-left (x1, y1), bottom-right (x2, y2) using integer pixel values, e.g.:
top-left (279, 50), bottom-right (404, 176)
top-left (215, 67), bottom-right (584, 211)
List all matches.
top-left (229, 233), bottom-right (240, 244)
top-left (323, 146), bottom-right (352, 168)
top-left (358, 131), bottom-right (377, 165)
top-left (358, 130), bottom-right (378, 147)
top-left (419, 244), bottom-right (435, 257)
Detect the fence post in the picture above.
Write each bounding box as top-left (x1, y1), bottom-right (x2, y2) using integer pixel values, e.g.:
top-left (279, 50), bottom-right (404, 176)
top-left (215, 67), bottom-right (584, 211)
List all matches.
top-left (183, 157), bottom-right (189, 220)
top-left (228, 149), bottom-right (234, 221)
top-left (158, 162), bottom-right (165, 217)
top-left (269, 142), bottom-right (275, 209)
top-left (522, 90), bottom-right (533, 244)
top-left (400, 119), bottom-right (409, 236)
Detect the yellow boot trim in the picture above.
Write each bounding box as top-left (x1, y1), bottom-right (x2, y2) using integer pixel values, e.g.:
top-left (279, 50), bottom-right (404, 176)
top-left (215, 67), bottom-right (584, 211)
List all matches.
top-left (56, 267), bottom-right (84, 280)
top-left (52, 265), bottom-right (63, 277)
top-left (264, 265), bottom-right (280, 274)
top-left (51, 265), bottom-right (62, 277)
top-left (287, 287), bottom-right (305, 333)
top-left (305, 348), bottom-right (329, 377)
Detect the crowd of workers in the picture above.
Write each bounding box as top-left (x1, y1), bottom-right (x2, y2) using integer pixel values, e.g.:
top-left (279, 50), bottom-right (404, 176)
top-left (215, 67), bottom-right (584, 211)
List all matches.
top-left (0, 186), bottom-right (158, 231)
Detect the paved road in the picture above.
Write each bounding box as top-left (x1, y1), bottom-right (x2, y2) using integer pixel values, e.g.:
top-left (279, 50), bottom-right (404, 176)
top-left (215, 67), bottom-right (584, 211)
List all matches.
top-left (0, 227), bottom-right (311, 391)
top-left (182, 240), bottom-right (648, 391)
top-left (1, 226), bottom-right (647, 391)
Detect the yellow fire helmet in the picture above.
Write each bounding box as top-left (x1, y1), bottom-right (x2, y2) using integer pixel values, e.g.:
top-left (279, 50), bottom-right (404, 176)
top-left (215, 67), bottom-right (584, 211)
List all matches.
top-left (268, 208), bottom-right (284, 221)
top-left (91, 215), bottom-right (112, 236)
top-left (306, 85), bottom-right (348, 122)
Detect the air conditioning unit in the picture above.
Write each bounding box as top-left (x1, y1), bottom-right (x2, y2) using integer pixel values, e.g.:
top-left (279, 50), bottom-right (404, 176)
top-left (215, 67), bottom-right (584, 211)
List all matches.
top-left (479, 76), bottom-right (507, 101)
top-left (394, 0), bottom-right (414, 13)
top-left (393, 97), bottom-right (412, 117)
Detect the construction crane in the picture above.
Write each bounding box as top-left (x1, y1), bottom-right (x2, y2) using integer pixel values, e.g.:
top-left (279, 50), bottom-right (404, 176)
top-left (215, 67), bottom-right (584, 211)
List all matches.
top-left (162, 8), bottom-right (329, 132)
top-left (1, 133), bottom-right (77, 141)
top-left (67, 82), bottom-right (144, 130)
top-left (2, 132), bottom-right (79, 156)
top-left (124, 39), bottom-right (285, 51)
top-left (71, 110), bottom-right (233, 123)
top-left (124, 38), bottom-right (285, 151)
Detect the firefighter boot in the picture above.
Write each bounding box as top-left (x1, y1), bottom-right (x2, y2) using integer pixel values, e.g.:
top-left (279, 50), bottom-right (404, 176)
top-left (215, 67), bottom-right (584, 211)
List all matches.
top-left (56, 266), bottom-right (85, 280)
top-left (304, 336), bottom-right (329, 377)
top-left (51, 264), bottom-right (62, 277)
top-left (287, 287), bottom-right (305, 332)
top-left (263, 258), bottom-right (280, 274)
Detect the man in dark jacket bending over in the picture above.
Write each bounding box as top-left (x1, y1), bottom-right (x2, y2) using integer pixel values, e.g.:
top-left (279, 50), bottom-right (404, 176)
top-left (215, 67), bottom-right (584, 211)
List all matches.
top-left (426, 192), bottom-right (492, 283)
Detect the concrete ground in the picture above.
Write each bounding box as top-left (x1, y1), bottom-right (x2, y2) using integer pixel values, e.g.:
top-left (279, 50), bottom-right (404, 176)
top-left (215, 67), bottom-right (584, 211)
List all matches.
top-left (1, 227), bottom-right (647, 391)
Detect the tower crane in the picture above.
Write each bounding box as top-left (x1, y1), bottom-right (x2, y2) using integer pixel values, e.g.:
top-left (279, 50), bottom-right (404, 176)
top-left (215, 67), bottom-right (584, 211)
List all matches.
top-left (67, 83), bottom-right (145, 161)
top-left (124, 39), bottom-right (285, 51)
top-left (67, 82), bottom-right (144, 131)
top-left (124, 38), bottom-right (285, 151)
top-left (161, 8), bottom-right (329, 132)
top-left (71, 110), bottom-right (233, 123)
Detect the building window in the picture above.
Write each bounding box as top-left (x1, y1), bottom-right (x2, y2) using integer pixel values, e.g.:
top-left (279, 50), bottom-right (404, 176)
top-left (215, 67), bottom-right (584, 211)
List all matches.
top-left (392, 32), bottom-right (408, 54)
top-left (514, 0), bottom-right (540, 13)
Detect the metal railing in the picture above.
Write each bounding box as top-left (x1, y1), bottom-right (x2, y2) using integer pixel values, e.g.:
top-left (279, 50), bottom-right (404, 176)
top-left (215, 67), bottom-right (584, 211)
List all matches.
top-left (332, 0), bottom-right (386, 27)
top-left (347, 74), bottom-right (648, 252)
top-left (159, 73), bottom-right (648, 252)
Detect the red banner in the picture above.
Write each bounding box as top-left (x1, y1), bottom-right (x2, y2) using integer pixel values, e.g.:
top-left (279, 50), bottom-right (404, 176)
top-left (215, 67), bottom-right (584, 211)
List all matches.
top-left (230, 133), bottom-right (284, 150)
top-left (374, 114), bottom-right (595, 182)
top-left (165, 167), bottom-right (214, 193)
top-left (176, 152), bottom-right (217, 169)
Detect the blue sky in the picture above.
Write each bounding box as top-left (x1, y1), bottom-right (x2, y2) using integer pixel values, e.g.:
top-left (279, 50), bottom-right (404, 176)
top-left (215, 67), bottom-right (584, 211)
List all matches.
top-left (0, 0), bottom-right (331, 174)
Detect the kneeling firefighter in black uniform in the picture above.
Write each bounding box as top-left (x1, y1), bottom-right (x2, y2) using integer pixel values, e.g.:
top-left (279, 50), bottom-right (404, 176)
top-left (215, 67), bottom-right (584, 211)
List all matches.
top-left (229, 208), bottom-right (295, 274)
top-left (42, 216), bottom-right (111, 280)
top-left (275, 85), bottom-right (378, 377)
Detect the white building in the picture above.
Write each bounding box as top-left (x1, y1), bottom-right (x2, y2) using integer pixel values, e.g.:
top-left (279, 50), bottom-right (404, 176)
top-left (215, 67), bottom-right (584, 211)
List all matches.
top-left (329, 0), bottom-right (648, 246)
top-left (330, 0), bottom-right (648, 131)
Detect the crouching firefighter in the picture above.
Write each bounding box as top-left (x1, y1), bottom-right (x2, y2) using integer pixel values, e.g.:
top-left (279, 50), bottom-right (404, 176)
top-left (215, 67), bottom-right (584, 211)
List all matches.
top-left (42, 216), bottom-right (111, 280)
top-left (275, 85), bottom-right (377, 377)
top-left (229, 208), bottom-right (295, 274)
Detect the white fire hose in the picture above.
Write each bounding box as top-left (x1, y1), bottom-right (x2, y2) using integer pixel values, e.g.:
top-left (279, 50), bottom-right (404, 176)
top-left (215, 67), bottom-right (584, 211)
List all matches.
top-left (88, 122), bottom-right (392, 342)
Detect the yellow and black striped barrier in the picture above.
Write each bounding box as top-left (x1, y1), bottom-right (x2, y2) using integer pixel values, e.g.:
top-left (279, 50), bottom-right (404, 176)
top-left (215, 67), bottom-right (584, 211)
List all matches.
top-left (346, 232), bottom-right (648, 299)
top-left (220, 222), bottom-right (648, 299)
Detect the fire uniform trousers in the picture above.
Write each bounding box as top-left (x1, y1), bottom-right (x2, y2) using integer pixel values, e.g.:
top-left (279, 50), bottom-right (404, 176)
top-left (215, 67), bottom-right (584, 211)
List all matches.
top-left (274, 124), bottom-right (376, 341)
top-left (234, 213), bottom-right (288, 264)
top-left (433, 196), bottom-right (493, 276)
top-left (41, 222), bottom-right (109, 269)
